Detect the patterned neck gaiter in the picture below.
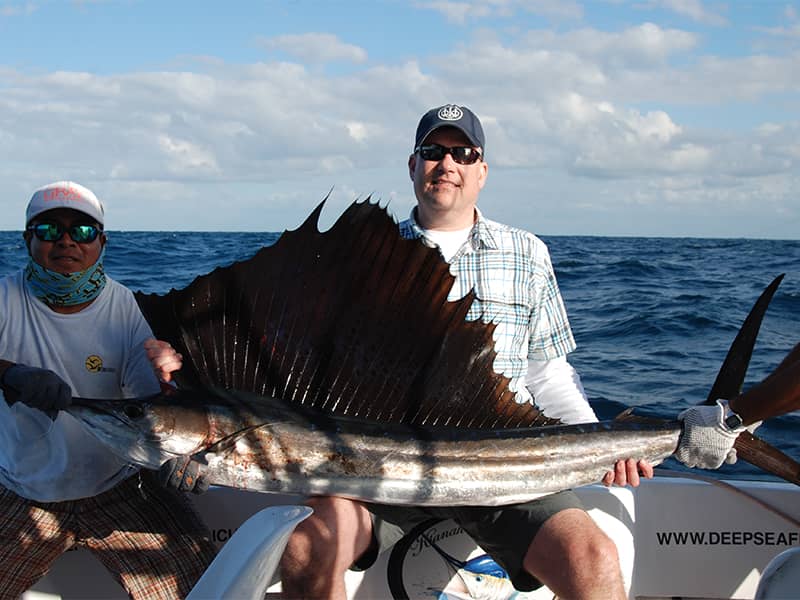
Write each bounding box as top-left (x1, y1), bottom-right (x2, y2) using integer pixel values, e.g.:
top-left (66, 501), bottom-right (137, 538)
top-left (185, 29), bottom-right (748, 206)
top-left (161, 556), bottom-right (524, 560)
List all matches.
top-left (24, 250), bottom-right (107, 307)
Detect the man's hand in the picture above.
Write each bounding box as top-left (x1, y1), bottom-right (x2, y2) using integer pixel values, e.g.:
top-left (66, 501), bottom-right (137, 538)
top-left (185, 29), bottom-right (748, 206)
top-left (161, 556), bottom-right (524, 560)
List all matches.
top-left (158, 456), bottom-right (209, 494)
top-left (674, 402), bottom-right (744, 469)
top-left (144, 338), bottom-right (183, 383)
top-left (602, 458), bottom-right (654, 487)
top-left (1, 364), bottom-right (71, 412)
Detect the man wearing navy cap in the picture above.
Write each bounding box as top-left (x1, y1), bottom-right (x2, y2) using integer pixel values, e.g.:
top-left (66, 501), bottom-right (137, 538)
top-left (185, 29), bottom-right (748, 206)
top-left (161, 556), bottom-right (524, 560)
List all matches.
top-left (280, 104), bottom-right (744, 599)
top-left (280, 105), bottom-right (652, 599)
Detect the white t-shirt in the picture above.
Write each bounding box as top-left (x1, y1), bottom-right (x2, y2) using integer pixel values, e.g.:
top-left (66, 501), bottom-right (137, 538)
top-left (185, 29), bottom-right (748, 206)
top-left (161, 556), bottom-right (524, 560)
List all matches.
top-left (0, 270), bottom-right (160, 501)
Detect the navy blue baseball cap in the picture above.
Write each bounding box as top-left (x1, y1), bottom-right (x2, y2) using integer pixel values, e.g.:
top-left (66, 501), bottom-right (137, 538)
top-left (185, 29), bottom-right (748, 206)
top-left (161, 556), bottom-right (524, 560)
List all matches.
top-left (414, 104), bottom-right (485, 151)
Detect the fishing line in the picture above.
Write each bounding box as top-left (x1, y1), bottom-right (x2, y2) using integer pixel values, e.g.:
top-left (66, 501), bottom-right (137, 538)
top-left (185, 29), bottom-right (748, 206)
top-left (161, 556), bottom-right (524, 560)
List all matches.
top-left (655, 468), bottom-right (800, 528)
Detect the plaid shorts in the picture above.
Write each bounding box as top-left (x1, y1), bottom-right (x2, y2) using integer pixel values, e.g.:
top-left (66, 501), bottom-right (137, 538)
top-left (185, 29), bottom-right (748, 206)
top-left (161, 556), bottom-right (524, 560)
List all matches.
top-left (0, 471), bottom-right (217, 599)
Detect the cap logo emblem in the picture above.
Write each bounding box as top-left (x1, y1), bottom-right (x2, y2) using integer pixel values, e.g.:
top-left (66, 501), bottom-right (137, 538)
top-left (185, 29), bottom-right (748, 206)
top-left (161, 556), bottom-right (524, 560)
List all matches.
top-left (437, 105), bottom-right (463, 121)
top-left (42, 186), bottom-right (84, 203)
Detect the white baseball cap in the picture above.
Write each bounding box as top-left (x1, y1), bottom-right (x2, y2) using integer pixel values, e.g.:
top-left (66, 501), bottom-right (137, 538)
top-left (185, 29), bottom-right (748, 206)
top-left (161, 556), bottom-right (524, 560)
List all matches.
top-left (25, 181), bottom-right (105, 227)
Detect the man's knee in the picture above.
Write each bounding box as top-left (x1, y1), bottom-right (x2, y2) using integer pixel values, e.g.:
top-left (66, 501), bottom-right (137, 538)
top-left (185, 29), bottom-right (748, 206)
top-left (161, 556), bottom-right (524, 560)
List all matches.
top-left (281, 513), bottom-right (336, 574)
top-left (280, 498), bottom-right (373, 598)
top-left (281, 497), bottom-right (372, 574)
top-left (524, 508), bottom-right (622, 583)
top-left (565, 526), bottom-right (620, 574)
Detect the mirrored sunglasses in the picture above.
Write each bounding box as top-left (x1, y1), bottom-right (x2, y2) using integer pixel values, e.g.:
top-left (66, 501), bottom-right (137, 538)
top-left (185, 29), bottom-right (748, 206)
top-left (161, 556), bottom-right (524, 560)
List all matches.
top-left (26, 222), bottom-right (102, 244)
top-left (415, 143), bottom-right (483, 165)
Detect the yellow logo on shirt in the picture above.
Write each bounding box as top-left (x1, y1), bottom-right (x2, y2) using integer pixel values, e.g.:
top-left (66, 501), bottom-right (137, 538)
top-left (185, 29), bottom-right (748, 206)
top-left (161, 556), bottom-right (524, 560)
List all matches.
top-left (85, 355), bottom-right (103, 373)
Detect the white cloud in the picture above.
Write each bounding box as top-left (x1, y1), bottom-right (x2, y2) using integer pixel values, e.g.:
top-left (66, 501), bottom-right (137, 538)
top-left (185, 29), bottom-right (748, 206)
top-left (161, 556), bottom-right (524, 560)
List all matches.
top-left (416, 0), bottom-right (491, 24)
top-left (0, 2), bottom-right (36, 17)
top-left (468, 26), bottom-right (798, 106)
top-left (754, 22), bottom-right (800, 40)
top-left (640, 0), bottom-right (729, 26)
top-left (413, 0), bottom-right (582, 24)
top-left (157, 135), bottom-right (219, 174)
top-left (0, 9), bottom-right (796, 237)
top-left (258, 33), bottom-right (368, 64)
top-left (0, 30), bottom-right (793, 190)
top-left (346, 122), bottom-right (369, 143)
top-left (521, 22), bottom-right (698, 70)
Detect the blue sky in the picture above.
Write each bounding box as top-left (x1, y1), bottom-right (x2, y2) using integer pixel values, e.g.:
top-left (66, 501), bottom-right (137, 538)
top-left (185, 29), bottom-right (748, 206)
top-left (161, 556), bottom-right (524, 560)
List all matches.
top-left (0, 0), bottom-right (798, 238)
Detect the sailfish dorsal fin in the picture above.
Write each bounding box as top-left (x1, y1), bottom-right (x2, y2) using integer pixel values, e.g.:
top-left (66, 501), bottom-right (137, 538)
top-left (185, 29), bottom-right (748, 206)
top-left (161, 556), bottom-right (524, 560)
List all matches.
top-left (135, 198), bottom-right (557, 429)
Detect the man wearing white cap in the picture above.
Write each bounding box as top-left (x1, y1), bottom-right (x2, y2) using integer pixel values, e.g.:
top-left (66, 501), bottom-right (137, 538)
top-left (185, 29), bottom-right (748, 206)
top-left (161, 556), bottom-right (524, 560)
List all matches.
top-left (0, 181), bottom-right (216, 598)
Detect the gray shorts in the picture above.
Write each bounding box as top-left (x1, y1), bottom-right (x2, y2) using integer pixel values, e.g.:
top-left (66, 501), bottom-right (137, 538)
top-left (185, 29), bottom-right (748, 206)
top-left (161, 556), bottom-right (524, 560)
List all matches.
top-left (353, 490), bottom-right (584, 592)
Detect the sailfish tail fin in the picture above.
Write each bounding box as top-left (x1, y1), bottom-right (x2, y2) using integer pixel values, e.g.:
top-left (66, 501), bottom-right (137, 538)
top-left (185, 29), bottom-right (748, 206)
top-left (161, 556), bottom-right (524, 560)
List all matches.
top-left (701, 274), bottom-right (800, 485)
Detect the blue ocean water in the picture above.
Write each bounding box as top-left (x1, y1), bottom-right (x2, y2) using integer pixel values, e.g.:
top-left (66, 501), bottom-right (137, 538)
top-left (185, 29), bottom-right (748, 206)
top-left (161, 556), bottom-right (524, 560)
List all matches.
top-left (1, 230), bottom-right (798, 482)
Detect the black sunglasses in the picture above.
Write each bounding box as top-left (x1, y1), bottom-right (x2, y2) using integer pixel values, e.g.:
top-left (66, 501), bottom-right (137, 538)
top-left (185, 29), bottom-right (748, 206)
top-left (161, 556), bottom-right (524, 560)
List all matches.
top-left (26, 222), bottom-right (102, 244)
top-left (415, 144), bottom-right (483, 165)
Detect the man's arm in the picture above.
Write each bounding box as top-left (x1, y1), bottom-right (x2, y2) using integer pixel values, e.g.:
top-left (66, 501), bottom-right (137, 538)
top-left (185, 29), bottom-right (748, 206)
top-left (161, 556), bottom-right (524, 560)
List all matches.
top-left (730, 342), bottom-right (800, 426)
top-left (525, 356), bottom-right (597, 423)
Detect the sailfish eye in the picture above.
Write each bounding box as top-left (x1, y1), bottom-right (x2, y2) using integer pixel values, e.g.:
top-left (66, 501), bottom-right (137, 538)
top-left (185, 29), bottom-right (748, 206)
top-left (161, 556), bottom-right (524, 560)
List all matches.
top-left (123, 404), bottom-right (144, 419)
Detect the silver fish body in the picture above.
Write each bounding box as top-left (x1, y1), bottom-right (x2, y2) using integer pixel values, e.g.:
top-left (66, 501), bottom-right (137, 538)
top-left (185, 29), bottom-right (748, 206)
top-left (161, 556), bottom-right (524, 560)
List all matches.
top-left (69, 389), bottom-right (681, 507)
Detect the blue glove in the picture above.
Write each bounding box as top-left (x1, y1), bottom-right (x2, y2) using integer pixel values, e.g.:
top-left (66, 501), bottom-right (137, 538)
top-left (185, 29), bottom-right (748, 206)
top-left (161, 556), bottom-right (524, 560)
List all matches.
top-left (1, 363), bottom-right (72, 412)
top-left (158, 456), bottom-right (210, 495)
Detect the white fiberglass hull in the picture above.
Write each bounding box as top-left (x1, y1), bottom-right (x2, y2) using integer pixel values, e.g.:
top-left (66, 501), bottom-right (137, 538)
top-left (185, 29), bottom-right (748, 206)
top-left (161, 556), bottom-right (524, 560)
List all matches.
top-left (24, 475), bottom-right (800, 600)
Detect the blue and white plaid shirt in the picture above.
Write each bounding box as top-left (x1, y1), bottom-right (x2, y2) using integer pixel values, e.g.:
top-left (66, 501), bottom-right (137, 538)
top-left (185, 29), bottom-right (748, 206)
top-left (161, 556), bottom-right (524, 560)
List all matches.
top-left (399, 207), bottom-right (576, 403)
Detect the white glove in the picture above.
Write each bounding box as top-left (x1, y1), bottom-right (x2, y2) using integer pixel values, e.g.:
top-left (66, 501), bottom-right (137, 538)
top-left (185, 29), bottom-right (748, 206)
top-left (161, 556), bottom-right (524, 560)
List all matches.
top-left (674, 400), bottom-right (745, 469)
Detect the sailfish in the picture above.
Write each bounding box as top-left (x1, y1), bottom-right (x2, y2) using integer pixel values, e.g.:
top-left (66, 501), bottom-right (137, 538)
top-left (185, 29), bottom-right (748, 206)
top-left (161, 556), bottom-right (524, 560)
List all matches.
top-left (66, 199), bottom-right (800, 505)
